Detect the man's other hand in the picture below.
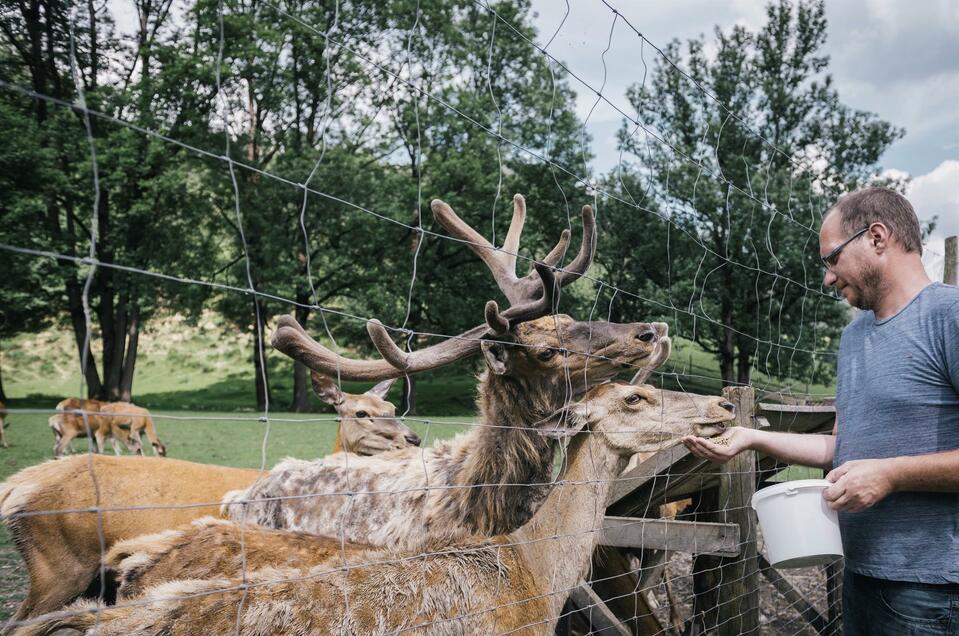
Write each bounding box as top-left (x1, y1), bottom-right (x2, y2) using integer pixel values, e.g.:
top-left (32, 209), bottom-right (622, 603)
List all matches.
top-left (823, 459), bottom-right (895, 512)
top-left (682, 426), bottom-right (753, 464)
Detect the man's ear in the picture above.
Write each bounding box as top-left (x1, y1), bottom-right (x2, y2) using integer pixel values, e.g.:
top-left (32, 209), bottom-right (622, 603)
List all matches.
top-left (311, 371), bottom-right (344, 406)
top-left (481, 340), bottom-right (511, 376)
top-left (365, 378), bottom-right (396, 400)
top-left (538, 402), bottom-right (590, 439)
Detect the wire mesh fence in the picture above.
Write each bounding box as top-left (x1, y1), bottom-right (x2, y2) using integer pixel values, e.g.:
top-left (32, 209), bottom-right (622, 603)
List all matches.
top-left (2, 0), bottom-right (945, 634)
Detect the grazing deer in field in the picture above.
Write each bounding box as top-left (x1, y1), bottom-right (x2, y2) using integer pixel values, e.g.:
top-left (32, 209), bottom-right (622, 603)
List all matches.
top-left (96, 403), bottom-right (167, 457)
top-left (0, 193), bottom-right (608, 627)
top-left (25, 370), bottom-right (737, 636)
top-left (48, 398), bottom-right (109, 457)
top-left (48, 400), bottom-right (166, 458)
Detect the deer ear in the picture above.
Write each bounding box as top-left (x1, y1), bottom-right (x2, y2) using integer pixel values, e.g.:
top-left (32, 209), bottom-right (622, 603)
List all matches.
top-left (480, 340), bottom-right (510, 376)
top-left (538, 402), bottom-right (589, 439)
top-left (365, 378), bottom-right (396, 400)
top-left (311, 371), bottom-right (344, 406)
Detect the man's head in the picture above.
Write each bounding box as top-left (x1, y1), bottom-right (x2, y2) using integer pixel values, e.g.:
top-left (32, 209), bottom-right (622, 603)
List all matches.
top-left (819, 187), bottom-right (923, 311)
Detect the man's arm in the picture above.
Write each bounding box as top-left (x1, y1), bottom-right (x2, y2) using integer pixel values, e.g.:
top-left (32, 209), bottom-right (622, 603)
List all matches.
top-left (682, 421), bottom-right (836, 471)
top-left (822, 449), bottom-right (959, 512)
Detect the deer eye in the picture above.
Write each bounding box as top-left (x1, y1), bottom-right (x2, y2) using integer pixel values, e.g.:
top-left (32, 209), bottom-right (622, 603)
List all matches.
top-left (537, 348), bottom-right (557, 361)
top-left (625, 394), bottom-right (645, 405)
top-left (355, 411), bottom-right (369, 419)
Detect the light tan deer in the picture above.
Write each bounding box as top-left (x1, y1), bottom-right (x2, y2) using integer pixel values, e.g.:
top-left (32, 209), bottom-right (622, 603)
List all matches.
top-left (22, 375), bottom-right (736, 635)
top-left (95, 403), bottom-right (167, 457)
top-left (48, 398), bottom-right (109, 457)
top-left (0, 193), bottom-right (607, 626)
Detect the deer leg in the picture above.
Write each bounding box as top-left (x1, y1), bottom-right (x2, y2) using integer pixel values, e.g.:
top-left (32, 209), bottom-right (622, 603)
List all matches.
top-left (54, 429), bottom-right (79, 458)
top-left (0, 415), bottom-right (7, 448)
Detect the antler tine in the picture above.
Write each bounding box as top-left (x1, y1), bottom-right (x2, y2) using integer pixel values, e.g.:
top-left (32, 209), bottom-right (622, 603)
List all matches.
top-left (272, 316), bottom-right (405, 382)
top-left (500, 193), bottom-right (527, 275)
top-left (630, 335), bottom-right (672, 385)
top-left (554, 204), bottom-right (596, 286)
top-left (431, 198), bottom-right (522, 303)
top-left (484, 262), bottom-right (558, 334)
top-left (541, 229), bottom-right (571, 268)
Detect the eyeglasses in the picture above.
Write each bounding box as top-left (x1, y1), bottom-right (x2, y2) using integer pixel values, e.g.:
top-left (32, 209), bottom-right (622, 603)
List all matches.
top-left (821, 227), bottom-right (870, 271)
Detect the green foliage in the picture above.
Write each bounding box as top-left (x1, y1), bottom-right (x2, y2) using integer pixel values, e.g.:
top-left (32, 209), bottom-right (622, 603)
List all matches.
top-left (613, 0), bottom-right (902, 386)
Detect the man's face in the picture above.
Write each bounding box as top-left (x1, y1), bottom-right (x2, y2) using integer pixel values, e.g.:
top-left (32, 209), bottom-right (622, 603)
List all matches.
top-left (819, 212), bottom-right (886, 311)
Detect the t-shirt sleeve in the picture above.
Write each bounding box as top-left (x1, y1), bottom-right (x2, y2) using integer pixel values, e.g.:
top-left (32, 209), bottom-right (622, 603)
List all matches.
top-left (946, 298), bottom-right (959, 393)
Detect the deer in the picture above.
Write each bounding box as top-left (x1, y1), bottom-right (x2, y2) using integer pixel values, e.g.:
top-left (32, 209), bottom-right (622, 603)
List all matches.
top-left (0, 193), bottom-right (608, 627)
top-left (19, 364), bottom-right (737, 636)
top-left (95, 403), bottom-right (167, 457)
top-left (48, 398), bottom-right (109, 457)
top-left (0, 373), bottom-right (422, 628)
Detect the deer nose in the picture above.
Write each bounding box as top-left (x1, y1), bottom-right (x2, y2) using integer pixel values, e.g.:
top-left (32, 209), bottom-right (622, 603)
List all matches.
top-left (405, 433), bottom-right (422, 447)
top-left (719, 401), bottom-right (736, 414)
top-left (636, 327), bottom-right (658, 343)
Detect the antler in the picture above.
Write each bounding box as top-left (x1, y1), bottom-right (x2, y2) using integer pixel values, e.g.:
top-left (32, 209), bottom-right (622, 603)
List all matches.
top-left (431, 194), bottom-right (595, 304)
top-left (272, 194), bottom-right (595, 382)
top-left (630, 336), bottom-right (672, 385)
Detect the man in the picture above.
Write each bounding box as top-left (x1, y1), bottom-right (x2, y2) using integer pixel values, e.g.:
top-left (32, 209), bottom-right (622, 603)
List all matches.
top-left (683, 187), bottom-right (959, 635)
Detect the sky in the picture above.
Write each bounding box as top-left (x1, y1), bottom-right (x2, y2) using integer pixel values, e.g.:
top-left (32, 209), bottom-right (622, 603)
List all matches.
top-left (527, 0), bottom-right (959, 278)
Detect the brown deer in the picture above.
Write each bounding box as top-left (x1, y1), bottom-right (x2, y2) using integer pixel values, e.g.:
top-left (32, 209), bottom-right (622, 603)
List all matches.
top-left (48, 398), bottom-right (109, 457)
top-left (23, 372), bottom-right (737, 635)
top-left (0, 193), bottom-right (602, 626)
top-left (95, 403), bottom-right (167, 457)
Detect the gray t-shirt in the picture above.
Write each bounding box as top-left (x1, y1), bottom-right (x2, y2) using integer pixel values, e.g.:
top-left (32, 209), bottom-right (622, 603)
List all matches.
top-left (834, 282), bottom-right (959, 583)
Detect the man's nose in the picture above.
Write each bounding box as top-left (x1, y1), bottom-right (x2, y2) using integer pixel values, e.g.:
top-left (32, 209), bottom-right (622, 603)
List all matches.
top-left (823, 269), bottom-right (837, 287)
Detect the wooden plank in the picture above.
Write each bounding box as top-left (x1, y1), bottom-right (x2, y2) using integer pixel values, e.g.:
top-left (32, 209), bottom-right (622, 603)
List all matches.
top-left (716, 386), bottom-right (760, 636)
top-left (568, 582), bottom-right (631, 636)
top-left (600, 517), bottom-right (741, 557)
top-left (758, 554), bottom-right (828, 634)
top-left (945, 235), bottom-right (957, 286)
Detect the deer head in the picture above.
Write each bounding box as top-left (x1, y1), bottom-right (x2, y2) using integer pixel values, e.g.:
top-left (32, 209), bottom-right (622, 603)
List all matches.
top-left (541, 337), bottom-right (736, 452)
top-left (310, 372), bottom-right (421, 455)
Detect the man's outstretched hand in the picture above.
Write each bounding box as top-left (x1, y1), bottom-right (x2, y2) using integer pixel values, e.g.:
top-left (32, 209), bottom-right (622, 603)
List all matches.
top-left (682, 426), bottom-right (754, 464)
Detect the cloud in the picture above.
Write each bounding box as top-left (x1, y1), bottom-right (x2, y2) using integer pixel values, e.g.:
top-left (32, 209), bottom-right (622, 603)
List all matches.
top-left (906, 160), bottom-right (959, 238)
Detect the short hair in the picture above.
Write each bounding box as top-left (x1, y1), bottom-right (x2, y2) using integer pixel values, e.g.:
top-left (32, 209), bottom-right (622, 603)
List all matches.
top-left (826, 187), bottom-right (922, 254)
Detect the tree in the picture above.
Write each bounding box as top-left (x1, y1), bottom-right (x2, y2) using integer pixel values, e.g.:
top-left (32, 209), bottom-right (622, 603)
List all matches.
top-left (614, 0), bottom-right (902, 386)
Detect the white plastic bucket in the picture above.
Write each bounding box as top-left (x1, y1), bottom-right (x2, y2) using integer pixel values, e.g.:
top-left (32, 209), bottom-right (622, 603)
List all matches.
top-left (751, 479), bottom-right (843, 568)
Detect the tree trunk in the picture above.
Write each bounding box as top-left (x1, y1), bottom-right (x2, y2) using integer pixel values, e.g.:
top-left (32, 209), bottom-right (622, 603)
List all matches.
top-left (0, 349), bottom-right (7, 403)
top-left (119, 305), bottom-right (140, 402)
top-left (720, 269), bottom-right (735, 386)
top-left (289, 298), bottom-right (312, 412)
top-left (252, 298), bottom-right (271, 411)
top-left (736, 344), bottom-right (752, 386)
top-left (66, 279), bottom-right (103, 398)
top-left (104, 287), bottom-right (127, 400)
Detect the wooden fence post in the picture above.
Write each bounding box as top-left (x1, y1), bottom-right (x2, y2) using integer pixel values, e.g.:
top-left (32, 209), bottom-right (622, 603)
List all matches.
top-left (944, 235), bottom-right (957, 286)
top-left (716, 386), bottom-right (760, 635)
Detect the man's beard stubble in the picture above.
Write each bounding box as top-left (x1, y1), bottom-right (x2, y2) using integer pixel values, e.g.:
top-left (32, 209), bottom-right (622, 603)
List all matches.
top-left (852, 263), bottom-right (887, 312)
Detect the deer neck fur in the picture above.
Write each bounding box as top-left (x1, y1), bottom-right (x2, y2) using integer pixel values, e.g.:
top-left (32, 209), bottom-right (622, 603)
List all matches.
top-left (439, 368), bottom-right (564, 536)
top-left (513, 430), bottom-right (625, 619)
